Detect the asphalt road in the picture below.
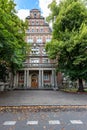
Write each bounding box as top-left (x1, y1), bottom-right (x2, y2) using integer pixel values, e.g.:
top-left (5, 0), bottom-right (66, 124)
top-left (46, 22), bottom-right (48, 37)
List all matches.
top-left (0, 108), bottom-right (87, 130)
top-left (0, 90), bottom-right (87, 106)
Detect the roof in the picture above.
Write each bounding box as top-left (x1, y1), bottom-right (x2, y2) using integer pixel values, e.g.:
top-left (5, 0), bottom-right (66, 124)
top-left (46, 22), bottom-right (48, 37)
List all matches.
top-left (26, 16), bottom-right (30, 19)
top-left (30, 9), bottom-right (40, 12)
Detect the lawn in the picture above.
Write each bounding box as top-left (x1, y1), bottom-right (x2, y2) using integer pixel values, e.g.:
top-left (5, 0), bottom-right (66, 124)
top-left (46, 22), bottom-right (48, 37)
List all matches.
top-left (61, 88), bottom-right (87, 93)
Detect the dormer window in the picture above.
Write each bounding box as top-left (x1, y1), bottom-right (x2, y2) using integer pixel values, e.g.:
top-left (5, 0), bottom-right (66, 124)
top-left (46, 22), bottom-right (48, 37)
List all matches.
top-left (34, 13), bottom-right (37, 18)
top-left (32, 21), bottom-right (34, 25)
top-left (36, 21), bottom-right (39, 25)
top-left (32, 29), bottom-right (34, 32)
top-left (41, 28), bottom-right (43, 32)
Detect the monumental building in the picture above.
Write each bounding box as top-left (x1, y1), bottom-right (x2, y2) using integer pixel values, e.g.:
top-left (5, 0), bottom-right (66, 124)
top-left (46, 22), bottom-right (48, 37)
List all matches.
top-left (13, 9), bottom-right (62, 89)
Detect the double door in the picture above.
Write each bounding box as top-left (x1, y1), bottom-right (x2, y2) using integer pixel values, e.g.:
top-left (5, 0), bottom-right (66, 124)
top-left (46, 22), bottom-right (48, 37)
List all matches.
top-left (31, 76), bottom-right (38, 88)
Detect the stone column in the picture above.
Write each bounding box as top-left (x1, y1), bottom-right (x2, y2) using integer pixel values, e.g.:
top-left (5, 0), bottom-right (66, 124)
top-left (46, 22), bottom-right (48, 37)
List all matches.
top-left (16, 73), bottom-right (19, 88)
top-left (12, 73), bottom-right (18, 88)
top-left (54, 70), bottom-right (57, 88)
top-left (39, 70), bottom-right (41, 88)
top-left (27, 70), bottom-right (29, 88)
top-left (42, 70), bottom-right (44, 88)
top-left (54, 70), bottom-right (56, 88)
top-left (55, 73), bottom-right (57, 87)
top-left (24, 70), bottom-right (27, 88)
top-left (52, 70), bottom-right (55, 88)
top-left (13, 74), bottom-right (16, 88)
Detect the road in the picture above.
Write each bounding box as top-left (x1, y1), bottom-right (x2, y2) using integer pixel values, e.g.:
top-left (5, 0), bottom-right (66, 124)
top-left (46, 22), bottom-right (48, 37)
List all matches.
top-left (0, 90), bottom-right (87, 106)
top-left (0, 107), bottom-right (87, 130)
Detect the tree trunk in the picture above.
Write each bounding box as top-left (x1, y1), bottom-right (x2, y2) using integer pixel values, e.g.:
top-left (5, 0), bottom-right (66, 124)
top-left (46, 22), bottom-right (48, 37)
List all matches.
top-left (77, 78), bottom-right (84, 92)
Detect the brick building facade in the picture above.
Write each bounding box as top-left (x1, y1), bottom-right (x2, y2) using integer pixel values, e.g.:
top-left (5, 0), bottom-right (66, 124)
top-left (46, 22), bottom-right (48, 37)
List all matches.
top-left (13, 9), bottom-right (62, 89)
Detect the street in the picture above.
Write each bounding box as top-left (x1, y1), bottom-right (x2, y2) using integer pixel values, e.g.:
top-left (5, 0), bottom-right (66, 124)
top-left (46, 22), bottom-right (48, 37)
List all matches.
top-left (0, 90), bottom-right (87, 106)
top-left (0, 107), bottom-right (87, 130)
top-left (0, 90), bottom-right (87, 130)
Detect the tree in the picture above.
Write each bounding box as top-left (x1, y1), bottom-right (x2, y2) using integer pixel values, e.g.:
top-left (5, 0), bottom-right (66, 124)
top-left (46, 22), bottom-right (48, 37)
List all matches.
top-left (0, 0), bottom-right (28, 82)
top-left (46, 0), bottom-right (87, 92)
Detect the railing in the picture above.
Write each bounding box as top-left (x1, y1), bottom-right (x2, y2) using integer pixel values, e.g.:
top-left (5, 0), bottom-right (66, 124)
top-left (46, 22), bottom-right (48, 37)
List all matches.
top-left (29, 54), bottom-right (48, 56)
top-left (23, 63), bottom-right (55, 68)
top-left (26, 31), bottom-right (51, 34)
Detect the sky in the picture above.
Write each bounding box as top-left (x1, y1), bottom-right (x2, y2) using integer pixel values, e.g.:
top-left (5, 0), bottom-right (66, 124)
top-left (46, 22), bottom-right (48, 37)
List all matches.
top-left (14, 0), bottom-right (60, 21)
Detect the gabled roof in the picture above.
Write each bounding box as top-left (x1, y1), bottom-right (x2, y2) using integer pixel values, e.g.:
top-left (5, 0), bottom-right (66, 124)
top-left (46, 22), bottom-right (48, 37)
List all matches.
top-left (30, 9), bottom-right (40, 12)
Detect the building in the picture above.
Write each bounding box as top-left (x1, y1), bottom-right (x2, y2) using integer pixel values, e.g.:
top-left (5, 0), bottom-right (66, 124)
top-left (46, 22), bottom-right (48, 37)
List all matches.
top-left (14, 9), bottom-right (61, 89)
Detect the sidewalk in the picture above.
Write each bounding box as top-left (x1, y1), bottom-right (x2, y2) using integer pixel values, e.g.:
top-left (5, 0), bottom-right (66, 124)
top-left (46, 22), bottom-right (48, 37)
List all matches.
top-left (0, 90), bottom-right (87, 106)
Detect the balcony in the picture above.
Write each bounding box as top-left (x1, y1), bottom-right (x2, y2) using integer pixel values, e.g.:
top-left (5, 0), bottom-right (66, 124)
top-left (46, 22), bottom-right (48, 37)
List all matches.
top-left (23, 63), bottom-right (55, 68)
top-left (26, 30), bottom-right (51, 34)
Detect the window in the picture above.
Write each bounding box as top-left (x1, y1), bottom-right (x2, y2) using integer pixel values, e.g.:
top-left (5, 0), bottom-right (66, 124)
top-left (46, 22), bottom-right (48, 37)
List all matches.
top-left (31, 47), bottom-right (40, 55)
top-left (27, 29), bottom-right (30, 32)
top-left (32, 21), bottom-right (34, 25)
top-left (44, 74), bottom-right (49, 80)
top-left (43, 59), bottom-right (48, 63)
top-left (30, 58), bottom-right (39, 63)
top-left (36, 27), bottom-right (39, 32)
top-left (42, 49), bottom-right (46, 55)
top-left (36, 21), bottom-right (39, 25)
top-left (32, 29), bottom-right (34, 32)
top-left (46, 38), bottom-right (51, 42)
top-left (19, 74), bottom-right (24, 80)
top-left (37, 38), bottom-right (42, 43)
top-left (27, 38), bottom-right (33, 43)
top-left (40, 28), bottom-right (43, 32)
top-left (34, 13), bottom-right (37, 18)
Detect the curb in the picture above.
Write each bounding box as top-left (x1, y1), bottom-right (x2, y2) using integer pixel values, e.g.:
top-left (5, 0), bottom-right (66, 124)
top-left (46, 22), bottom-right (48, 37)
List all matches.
top-left (60, 90), bottom-right (87, 94)
top-left (0, 105), bottom-right (87, 112)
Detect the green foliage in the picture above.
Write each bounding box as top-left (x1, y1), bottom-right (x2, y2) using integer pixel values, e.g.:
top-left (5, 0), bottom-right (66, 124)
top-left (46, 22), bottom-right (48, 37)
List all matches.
top-left (0, 0), bottom-right (28, 81)
top-left (46, 0), bottom-right (87, 84)
top-left (46, 0), bottom-right (59, 22)
top-left (0, 60), bottom-right (9, 82)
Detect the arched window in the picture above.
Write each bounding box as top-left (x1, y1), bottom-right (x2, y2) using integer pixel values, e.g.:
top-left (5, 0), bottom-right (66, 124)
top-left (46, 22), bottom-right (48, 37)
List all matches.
top-left (31, 47), bottom-right (40, 55)
top-left (34, 13), bottom-right (37, 18)
top-left (27, 37), bottom-right (33, 43)
top-left (37, 37), bottom-right (42, 43)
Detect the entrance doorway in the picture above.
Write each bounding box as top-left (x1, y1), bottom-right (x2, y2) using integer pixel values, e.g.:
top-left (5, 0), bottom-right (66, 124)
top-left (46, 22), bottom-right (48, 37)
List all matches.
top-left (31, 74), bottom-right (38, 88)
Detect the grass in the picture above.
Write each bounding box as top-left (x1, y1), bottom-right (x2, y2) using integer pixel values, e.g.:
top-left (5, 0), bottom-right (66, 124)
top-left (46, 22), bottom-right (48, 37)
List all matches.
top-left (61, 88), bottom-right (87, 93)
top-left (61, 88), bottom-right (77, 92)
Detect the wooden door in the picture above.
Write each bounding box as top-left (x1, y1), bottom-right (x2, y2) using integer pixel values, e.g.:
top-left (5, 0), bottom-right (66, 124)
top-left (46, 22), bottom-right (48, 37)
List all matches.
top-left (31, 77), bottom-right (38, 88)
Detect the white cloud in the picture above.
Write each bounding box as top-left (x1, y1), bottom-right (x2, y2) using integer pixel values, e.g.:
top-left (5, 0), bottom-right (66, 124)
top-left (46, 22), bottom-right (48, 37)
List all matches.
top-left (15, 0), bottom-right (60, 23)
top-left (39, 0), bottom-right (60, 18)
top-left (39, 0), bottom-right (52, 17)
top-left (16, 9), bottom-right (29, 21)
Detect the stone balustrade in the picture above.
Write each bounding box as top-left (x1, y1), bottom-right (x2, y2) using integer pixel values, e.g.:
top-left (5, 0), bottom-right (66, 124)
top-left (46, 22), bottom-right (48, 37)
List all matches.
top-left (23, 63), bottom-right (55, 68)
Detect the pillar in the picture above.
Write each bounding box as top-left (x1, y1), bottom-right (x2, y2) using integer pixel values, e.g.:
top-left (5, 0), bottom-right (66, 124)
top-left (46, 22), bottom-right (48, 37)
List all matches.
top-left (54, 70), bottom-right (57, 88)
top-left (55, 73), bottom-right (57, 87)
top-left (42, 70), bottom-right (44, 88)
top-left (24, 70), bottom-right (27, 88)
top-left (39, 70), bottom-right (41, 88)
top-left (13, 74), bottom-right (16, 88)
top-left (27, 70), bottom-right (29, 88)
top-left (16, 73), bottom-right (19, 87)
top-left (52, 70), bottom-right (55, 88)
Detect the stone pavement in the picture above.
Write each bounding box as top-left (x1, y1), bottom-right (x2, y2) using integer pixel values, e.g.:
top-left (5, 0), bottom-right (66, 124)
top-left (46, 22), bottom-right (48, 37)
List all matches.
top-left (0, 90), bottom-right (87, 106)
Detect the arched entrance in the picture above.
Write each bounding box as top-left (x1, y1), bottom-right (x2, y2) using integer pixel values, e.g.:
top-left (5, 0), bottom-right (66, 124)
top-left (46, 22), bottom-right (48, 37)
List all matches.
top-left (31, 74), bottom-right (38, 88)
